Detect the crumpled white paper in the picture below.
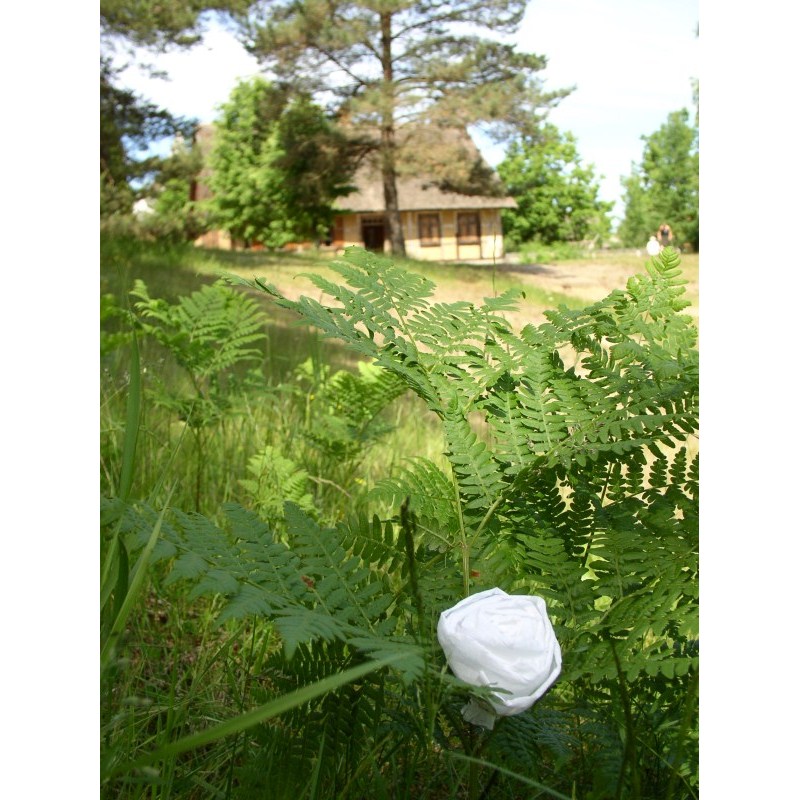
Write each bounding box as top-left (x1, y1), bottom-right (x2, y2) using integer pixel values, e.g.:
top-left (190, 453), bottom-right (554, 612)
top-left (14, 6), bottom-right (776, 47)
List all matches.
top-left (437, 587), bottom-right (562, 729)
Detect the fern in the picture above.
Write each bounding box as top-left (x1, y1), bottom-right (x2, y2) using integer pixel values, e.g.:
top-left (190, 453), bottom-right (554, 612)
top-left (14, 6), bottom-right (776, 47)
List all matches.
top-left (241, 245), bottom-right (699, 691)
top-left (131, 279), bottom-right (267, 380)
top-left (239, 445), bottom-right (315, 525)
top-left (370, 458), bottom-right (461, 551)
top-left (129, 279), bottom-right (271, 507)
top-left (117, 499), bottom-right (424, 680)
top-left (293, 357), bottom-right (407, 464)
top-left (115, 246), bottom-right (699, 797)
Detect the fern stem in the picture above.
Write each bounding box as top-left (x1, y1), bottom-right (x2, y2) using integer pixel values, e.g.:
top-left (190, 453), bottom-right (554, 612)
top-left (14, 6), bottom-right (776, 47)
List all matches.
top-left (468, 493), bottom-right (505, 552)
top-left (308, 474), bottom-right (353, 498)
top-left (609, 637), bottom-right (642, 800)
top-left (375, 270), bottom-right (418, 352)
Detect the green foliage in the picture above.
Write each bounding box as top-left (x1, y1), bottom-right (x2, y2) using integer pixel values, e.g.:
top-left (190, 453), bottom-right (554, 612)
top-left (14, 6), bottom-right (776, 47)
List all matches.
top-left (131, 279), bottom-right (267, 391)
top-left (237, 245), bottom-right (697, 794)
top-left (619, 109), bottom-right (699, 251)
top-left (100, 293), bottom-right (133, 356)
top-left (115, 499), bottom-right (424, 676)
top-left (240, 445), bottom-right (315, 524)
top-left (208, 77), bottom-right (356, 247)
top-left (130, 278), bottom-right (269, 507)
top-left (236, 355), bottom-right (410, 522)
top-left (100, 1), bottom-right (247, 224)
top-left (106, 242), bottom-right (698, 798)
top-left (498, 124), bottom-right (613, 246)
top-left (293, 358), bottom-right (407, 464)
top-left (137, 134), bottom-right (211, 242)
top-left (100, 0), bottom-right (250, 50)
top-left (271, 95), bottom-right (360, 241)
top-left (100, 60), bottom-right (194, 219)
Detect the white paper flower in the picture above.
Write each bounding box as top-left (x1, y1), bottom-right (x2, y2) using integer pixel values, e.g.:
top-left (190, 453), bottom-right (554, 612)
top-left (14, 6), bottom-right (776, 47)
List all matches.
top-left (437, 587), bottom-right (562, 729)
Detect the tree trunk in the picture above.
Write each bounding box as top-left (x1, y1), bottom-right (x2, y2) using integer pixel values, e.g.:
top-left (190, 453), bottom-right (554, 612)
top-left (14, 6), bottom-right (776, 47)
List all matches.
top-left (380, 11), bottom-right (405, 257)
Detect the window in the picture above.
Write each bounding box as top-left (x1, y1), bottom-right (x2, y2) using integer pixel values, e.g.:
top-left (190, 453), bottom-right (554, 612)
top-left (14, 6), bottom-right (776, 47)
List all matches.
top-left (418, 213), bottom-right (441, 246)
top-left (457, 212), bottom-right (481, 245)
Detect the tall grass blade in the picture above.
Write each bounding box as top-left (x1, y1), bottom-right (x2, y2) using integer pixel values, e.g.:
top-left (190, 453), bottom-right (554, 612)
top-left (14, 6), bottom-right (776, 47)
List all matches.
top-left (101, 328), bottom-right (141, 614)
top-left (305, 730), bottom-right (326, 800)
top-left (445, 752), bottom-right (573, 800)
top-left (100, 485), bottom-right (175, 669)
top-left (111, 539), bottom-right (129, 623)
top-left (110, 655), bottom-right (401, 777)
top-left (118, 327), bottom-right (141, 503)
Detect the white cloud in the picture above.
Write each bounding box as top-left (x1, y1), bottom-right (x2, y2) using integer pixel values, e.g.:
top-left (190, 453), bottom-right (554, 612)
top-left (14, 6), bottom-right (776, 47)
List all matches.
top-left (118, 25), bottom-right (262, 124)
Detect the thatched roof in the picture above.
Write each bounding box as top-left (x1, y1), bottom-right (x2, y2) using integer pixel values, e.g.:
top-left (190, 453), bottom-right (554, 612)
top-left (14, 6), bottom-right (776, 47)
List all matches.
top-left (334, 125), bottom-right (516, 212)
top-left (333, 167), bottom-right (517, 213)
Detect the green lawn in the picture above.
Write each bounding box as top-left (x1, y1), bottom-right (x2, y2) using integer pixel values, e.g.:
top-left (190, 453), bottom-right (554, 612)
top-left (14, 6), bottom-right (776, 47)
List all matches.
top-left (103, 236), bottom-right (699, 323)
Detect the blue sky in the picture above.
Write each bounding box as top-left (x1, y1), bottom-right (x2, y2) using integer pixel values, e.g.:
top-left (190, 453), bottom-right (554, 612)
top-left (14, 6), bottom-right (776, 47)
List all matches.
top-left (115, 0), bottom-right (698, 224)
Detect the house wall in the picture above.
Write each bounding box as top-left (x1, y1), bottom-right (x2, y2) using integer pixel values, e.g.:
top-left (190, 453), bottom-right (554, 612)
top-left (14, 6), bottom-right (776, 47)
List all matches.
top-left (331, 208), bottom-right (506, 261)
top-left (194, 229), bottom-right (233, 250)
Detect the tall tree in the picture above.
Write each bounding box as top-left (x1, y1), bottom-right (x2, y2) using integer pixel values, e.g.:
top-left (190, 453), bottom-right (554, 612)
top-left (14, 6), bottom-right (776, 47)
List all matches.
top-left (241, 0), bottom-right (569, 256)
top-left (497, 123), bottom-right (613, 246)
top-left (207, 77), bottom-right (356, 247)
top-left (618, 108), bottom-right (699, 251)
top-left (101, 0), bottom-right (250, 50)
top-left (100, 59), bottom-right (195, 217)
top-left (100, 1), bottom-right (250, 219)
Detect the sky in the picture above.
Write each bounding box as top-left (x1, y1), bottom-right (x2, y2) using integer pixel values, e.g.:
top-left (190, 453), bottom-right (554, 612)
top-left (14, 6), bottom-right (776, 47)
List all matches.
top-left (115, 0), bottom-right (698, 224)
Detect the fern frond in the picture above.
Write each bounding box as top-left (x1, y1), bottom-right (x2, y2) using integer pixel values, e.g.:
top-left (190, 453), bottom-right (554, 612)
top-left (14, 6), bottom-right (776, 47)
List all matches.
top-left (240, 245), bottom-right (699, 695)
top-left (122, 499), bottom-right (424, 679)
top-left (239, 445), bottom-right (315, 524)
top-left (131, 279), bottom-right (267, 379)
top-left (369, 458), bottom-right (460, 551)
top-left (442, 412), bottom-right (506, 518)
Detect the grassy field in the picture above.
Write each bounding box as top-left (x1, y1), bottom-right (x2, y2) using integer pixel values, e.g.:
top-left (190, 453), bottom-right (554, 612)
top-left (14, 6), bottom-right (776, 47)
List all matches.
top-left (102, 236), bottom-right (698, 328)
top-left (101, 235), bottom-right (699, 799)
top-left (101, 237), bottom-right (698, 503)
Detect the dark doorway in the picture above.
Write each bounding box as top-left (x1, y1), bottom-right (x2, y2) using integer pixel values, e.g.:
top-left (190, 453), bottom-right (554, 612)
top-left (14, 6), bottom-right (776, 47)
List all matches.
top-left (361, 217), bottom-right (386, 252)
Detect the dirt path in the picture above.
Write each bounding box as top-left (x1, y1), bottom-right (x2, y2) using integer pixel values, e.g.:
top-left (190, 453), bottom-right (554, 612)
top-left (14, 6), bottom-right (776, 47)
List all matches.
top-left (507, 255), bottom-right (697, 306)
top-left (426, 253), bottom-right (699, 329)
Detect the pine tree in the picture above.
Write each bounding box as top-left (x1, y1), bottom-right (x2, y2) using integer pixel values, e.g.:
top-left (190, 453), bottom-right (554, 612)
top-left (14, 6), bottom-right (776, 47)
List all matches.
top-left (242, 0), bottom-right (569, 256)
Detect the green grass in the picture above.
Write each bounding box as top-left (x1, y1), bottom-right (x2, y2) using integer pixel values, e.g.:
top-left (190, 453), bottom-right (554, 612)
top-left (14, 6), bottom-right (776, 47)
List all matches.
top-left (101, 235), bottom-right (587, 316)
top-left (100, 235), bottom-right (593, 515)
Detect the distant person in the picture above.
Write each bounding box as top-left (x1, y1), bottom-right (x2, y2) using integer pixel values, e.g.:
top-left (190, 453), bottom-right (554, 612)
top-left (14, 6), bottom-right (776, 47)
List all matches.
top-left (646, 235), bottom-right (660, 256)
top-left (658, 223), bottom-right (673, 250)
